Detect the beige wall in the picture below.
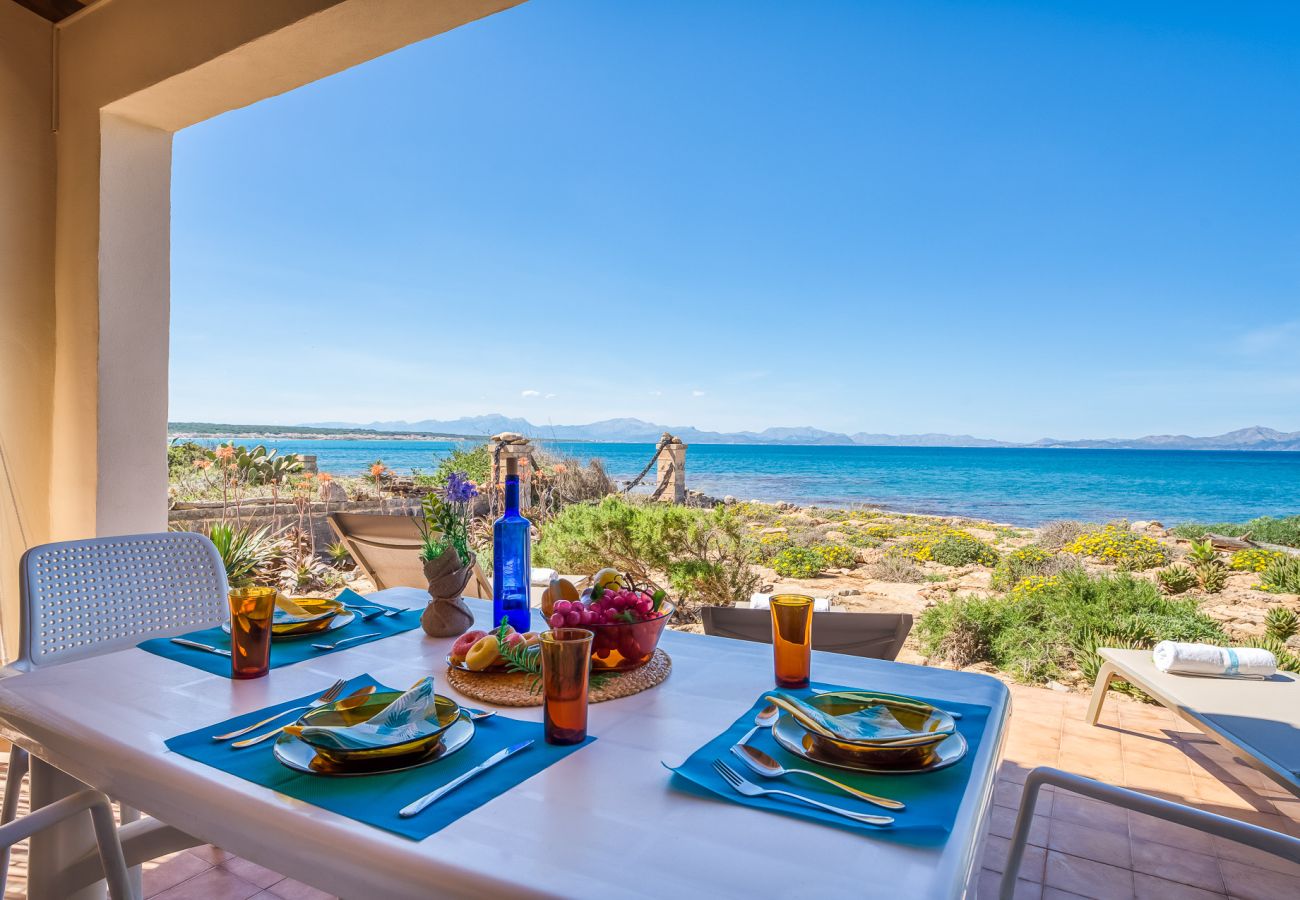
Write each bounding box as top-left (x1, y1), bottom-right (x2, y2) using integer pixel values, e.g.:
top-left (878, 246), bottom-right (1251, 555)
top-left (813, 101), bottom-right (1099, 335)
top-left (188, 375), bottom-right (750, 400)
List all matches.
top-left (0, 3), bottom-right (55, 661)
top-left (0, 0), bottom-right (524, 659)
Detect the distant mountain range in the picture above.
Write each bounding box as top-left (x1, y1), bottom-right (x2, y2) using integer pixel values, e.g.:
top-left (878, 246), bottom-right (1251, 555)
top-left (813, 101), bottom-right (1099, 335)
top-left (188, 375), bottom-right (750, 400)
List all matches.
top-left (298, 417), bottom-right (1300, 451)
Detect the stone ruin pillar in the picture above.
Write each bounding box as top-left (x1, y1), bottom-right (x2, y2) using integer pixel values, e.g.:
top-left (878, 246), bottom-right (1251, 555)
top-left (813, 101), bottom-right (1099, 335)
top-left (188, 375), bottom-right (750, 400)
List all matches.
top-left (490, 432), bottom-right (533, 508)
top-left (654, 433), bottom-right (687, 503)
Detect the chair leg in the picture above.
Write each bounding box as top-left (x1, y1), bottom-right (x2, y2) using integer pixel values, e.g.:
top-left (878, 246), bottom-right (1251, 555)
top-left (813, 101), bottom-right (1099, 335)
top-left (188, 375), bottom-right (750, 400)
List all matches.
top-left (0, 746), bottom-right (29, 889)
top-left (117, 804), bottom-right (142, 897)
top-left (0, 789), bottom-right (135, 900)
top-left (1085, 661), bottom-right (1119, 725)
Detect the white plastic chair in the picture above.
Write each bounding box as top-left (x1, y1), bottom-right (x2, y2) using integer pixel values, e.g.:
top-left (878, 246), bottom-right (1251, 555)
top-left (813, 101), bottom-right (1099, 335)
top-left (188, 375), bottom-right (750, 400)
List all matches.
top-left (4, 532), bottom-right (228, 897)
top-left (999, 767), bottom-right (1300, 899)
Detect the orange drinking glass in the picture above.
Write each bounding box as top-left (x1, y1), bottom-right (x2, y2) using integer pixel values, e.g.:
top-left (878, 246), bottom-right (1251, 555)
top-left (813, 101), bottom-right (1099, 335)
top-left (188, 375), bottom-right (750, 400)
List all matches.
top-left (228, 587), bottom-right (276, 679)
top-left (770, 594), bottom-right (814, 688)
top-left (540, 628), bottom-right (594, 745)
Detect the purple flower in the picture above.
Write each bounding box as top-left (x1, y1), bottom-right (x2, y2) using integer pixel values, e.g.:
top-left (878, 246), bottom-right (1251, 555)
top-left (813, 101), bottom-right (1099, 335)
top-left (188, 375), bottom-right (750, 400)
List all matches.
top-left (442, 471), bottom-right (479, 504)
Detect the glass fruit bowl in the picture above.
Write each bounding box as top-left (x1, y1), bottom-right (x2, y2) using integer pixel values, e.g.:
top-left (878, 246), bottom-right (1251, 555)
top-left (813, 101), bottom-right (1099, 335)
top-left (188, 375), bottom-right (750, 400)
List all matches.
top-left (583, 601), bottom-right (674, 672)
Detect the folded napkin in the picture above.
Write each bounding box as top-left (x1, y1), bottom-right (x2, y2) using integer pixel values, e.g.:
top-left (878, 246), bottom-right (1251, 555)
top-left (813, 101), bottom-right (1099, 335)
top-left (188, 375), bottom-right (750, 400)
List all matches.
top-left (764, 693), bottom-right (938, 743)
top-left (284, 676), bottom-right (441, 750)
top-left (274, 592), bottom-right (334, 624)
top-left (1153, 641), bottom-right (1276, 678)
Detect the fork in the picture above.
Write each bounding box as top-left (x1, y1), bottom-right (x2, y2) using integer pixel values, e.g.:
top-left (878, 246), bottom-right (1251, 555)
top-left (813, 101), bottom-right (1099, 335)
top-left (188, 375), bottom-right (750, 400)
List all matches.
top-left (211, 678), bottom-right (347, 741)
top-left (711, 760), bottom-right (893, 827)
top-left (312, 632), bottom-right (383, 651)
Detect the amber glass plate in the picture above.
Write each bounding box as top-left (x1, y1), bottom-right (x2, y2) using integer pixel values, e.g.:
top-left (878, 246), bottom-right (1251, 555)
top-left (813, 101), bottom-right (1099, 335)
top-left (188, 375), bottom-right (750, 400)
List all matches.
top-left (274, 711), bottom-right (474, 776)
top-left (772, 712), bottom-right (968, 774)
top-left (222, 599), bottom-right (353, 640)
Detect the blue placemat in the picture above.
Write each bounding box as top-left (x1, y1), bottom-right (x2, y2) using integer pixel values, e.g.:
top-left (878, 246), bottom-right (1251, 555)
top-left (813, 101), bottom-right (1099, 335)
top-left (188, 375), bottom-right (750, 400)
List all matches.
top-left (138, 589), bottom-right (421, 677)
top-left (166, 673), bottom-right (593, 840)
top-left (668, 682), bottom-right (990, 845)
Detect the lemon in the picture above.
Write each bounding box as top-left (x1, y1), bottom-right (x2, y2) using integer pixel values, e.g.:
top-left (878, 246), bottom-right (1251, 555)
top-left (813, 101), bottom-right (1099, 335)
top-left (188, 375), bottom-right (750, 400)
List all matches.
top-left (592, 568), bottom-right (623, 591)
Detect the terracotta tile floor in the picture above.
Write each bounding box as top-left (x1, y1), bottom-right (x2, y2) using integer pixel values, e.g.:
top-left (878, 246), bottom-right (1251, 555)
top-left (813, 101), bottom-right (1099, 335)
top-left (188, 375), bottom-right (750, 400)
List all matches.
top-left (4, 684), bottom-right (1299, 899)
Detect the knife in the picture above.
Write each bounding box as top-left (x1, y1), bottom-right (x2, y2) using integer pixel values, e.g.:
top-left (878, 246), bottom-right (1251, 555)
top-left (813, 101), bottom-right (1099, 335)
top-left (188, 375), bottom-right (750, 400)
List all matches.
top-left (170, 638), bottom-right (231, 658)
top-left (399, 740), bottom-right (534, 818)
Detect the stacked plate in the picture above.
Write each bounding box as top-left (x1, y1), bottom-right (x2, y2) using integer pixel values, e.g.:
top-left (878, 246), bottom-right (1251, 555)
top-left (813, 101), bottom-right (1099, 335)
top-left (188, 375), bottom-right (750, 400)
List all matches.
top-left (274, 690), bottom-right (475, 776)
top-left (222, 595), bottom-right (354, 640)
top-left (767, 690), bottom-right (967, 774)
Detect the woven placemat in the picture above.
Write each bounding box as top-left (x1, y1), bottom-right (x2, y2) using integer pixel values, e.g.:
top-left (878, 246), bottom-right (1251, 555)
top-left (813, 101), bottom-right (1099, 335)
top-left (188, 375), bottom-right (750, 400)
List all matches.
top-left (446, 649), bottom-right (671, 708)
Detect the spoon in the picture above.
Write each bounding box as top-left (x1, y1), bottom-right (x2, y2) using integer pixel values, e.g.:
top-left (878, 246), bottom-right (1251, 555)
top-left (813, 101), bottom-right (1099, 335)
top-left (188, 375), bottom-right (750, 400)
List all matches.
top-left (463, 707), bottom-right (496, 721)
top-left (231, 685), bottom-right (378, 748)
top-left (730, 743), bottom-right (905, 811)
top-left (739, 702), bottom-right (781, 744)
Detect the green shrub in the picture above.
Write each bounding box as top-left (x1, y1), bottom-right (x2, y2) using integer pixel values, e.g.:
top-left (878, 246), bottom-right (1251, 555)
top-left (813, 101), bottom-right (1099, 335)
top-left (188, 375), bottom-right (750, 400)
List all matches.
top-left (1259, 557), bottom-right (1300, 594)
top-left (917, 570), bottom-right (1226, 684)
top-left (430, 443), bottom-right (491, 488)
top-left (899, 529), bottom-right (998, 566)
top-left (1171, 516), bottom-right (1300, 549)
top-left (1264, 606), bottom-right (1299, 642)
top-left (167, 440), bottom-right (210, 476)
top-left (535, 497), bottom-right (758, 618)
top-left (1157, 565), bottom-right (1197, 595)
top-left (930, 532), bottom-right (999, 567)
top-left (1063, 525), bottom-right (1170, 570)
top-left (771, 547), bottom-right (828, 579)
top-left (843, 531), bottom-right (882, 550)
top-left (815, 544), bottom-right (858, 569)
top-left (991, 546), bottom-right (1053, 591)
top-left (1230, 548), bottom-right (1286, 572)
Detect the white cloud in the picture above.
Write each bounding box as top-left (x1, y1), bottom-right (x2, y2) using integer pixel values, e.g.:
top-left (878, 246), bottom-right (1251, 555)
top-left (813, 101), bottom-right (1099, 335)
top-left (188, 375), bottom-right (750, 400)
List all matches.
top-left (545, 393), bottom-right (556, 399)
top-left (691, 389), bottom-right (706, 397)
top-left (649, 390), bottom-right (663, 397)
top-left (1235, 321), bottom-right (1300, 355)
top-left (520, 389), bottom-right (541, 398)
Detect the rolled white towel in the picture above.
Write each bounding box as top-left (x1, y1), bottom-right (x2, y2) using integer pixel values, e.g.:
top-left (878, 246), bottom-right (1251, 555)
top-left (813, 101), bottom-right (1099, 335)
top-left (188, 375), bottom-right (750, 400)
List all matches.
top-left (1152, 641), bottom-right (1276, 678)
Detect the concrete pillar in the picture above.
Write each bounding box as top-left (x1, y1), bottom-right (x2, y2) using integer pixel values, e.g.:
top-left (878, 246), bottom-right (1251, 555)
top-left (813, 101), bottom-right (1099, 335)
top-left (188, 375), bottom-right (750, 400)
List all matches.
top-left (655, 434), bottom-right (687, 503)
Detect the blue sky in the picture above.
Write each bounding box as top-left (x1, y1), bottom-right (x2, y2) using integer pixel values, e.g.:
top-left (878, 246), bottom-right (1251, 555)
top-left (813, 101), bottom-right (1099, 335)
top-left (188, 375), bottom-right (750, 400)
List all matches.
top-left (171, 0), bottom-right (1300, 442)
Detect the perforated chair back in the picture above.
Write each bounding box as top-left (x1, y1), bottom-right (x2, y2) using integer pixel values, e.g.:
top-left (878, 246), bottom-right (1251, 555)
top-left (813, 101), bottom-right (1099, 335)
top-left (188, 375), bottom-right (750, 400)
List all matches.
top-left (700, 607), bottom-right (913, 661)
top-left (16, 532), bottom-right (229, 671)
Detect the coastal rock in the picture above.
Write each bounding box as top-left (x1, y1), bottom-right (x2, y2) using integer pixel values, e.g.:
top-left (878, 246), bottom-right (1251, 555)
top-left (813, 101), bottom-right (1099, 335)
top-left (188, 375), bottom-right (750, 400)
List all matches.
top-left (837, 588), bottom-right (861, 597)
top-left (824, 530), bottom-right (849, 542)
top-left (759, 527), bottom-right (788, 535)
top-left (317, 480), bottom-right (348, 502)
top-left (723, 496), bottom-right (737, 505)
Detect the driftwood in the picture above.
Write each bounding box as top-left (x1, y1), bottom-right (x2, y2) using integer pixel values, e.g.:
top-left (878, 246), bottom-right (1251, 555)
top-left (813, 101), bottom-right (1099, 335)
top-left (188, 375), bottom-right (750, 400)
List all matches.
top-left (1202, 532), bottom-right (1300, 558)
top-left (1204, 532), bottom-right (1257, 551)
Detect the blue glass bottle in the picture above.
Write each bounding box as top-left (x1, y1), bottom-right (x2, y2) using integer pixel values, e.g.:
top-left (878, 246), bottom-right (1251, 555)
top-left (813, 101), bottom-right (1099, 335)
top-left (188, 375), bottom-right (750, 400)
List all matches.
top-left (493, 457), bottom-right (532, 633)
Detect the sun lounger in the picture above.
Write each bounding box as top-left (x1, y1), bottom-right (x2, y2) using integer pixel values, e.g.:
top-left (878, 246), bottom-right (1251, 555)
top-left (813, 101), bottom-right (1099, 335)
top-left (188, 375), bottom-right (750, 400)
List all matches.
top-left (748, 593), bottom-right (832, 612)
top-left (1087, 647), bottom-right (1300, 797)
top-left (700, 607), bottom-right (912, 661)
top-left (328, 512), bottom-right (492, 598)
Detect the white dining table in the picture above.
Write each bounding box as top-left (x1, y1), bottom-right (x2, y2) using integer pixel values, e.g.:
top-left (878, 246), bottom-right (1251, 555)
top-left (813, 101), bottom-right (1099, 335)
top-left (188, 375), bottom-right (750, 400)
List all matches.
top-left (0, 588), bottom-right (1009, 900)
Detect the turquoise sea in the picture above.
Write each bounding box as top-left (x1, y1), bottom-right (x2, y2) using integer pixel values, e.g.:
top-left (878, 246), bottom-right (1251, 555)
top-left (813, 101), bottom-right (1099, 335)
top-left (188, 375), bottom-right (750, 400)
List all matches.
top-left (189, 438), bottom-right (1300, 527)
